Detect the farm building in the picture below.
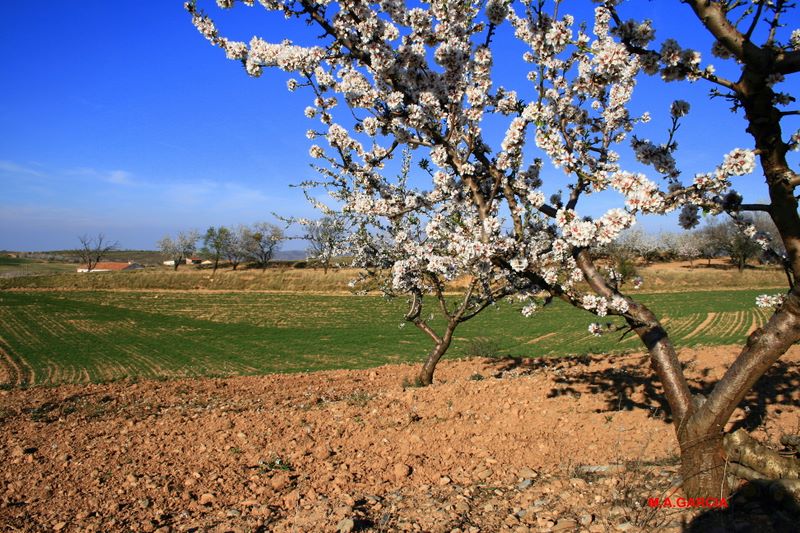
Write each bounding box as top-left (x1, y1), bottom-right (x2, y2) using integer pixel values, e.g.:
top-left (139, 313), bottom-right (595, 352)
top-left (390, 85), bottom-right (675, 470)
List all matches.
top-left (162, 257), bottom-right (204, 266)
top-left (77, 262), bottom-right (144, 273)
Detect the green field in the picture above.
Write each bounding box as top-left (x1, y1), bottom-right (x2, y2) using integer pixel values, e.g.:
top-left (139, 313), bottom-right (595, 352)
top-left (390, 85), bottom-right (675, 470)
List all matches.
top-left (0, 289), bottom-right (775, 387)
top-left (0, 255), bottom-right (77, 278)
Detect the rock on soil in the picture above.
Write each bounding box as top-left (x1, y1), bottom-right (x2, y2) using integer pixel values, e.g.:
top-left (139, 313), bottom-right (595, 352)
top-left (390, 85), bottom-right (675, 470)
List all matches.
top-left (0, 345), bottom-right (798, 531)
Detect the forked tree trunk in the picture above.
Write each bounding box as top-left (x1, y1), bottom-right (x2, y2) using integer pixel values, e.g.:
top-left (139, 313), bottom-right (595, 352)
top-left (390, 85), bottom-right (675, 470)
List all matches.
top-left (627, 289), bottom-right (800, 497)
top-left (417, 325), bottom-right (455, 386)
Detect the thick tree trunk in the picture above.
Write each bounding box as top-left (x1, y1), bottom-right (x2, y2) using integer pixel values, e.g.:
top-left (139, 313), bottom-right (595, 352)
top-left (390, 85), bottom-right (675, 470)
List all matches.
top-left (679, 426), bottom-right (729, 499)
top-left (417, 325), bottom-right (454, 386)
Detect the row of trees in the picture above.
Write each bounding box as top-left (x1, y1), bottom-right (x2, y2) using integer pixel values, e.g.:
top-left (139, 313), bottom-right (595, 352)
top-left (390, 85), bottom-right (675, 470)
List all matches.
top-left (158, 222), bottom-right (285, 272)
top-left (74, 219), bottom-right (343, 272)
top-left (189, 0), bottom-right (800, 500)
top-left (606, 214), bottom-right (784, 272)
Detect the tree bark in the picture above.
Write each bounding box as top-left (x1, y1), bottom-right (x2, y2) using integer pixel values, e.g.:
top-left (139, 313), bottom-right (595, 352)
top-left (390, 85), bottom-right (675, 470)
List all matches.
top-left (725, 429), bottom-right (800, 479)
top-left (418, 324), bottom-right (455, 386)
top-left (679, 424), bottom-right (729, 499)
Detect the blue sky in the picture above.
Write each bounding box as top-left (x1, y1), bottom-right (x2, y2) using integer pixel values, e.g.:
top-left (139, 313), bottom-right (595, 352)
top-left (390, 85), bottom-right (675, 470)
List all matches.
top-left (0, 1), bottom-right (797, 251)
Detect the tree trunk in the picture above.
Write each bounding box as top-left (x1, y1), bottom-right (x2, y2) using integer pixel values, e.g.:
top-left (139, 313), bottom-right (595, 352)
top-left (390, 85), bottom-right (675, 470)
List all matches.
top-left (417, 324), bottom-right (455, 386)
top-left (173, 260), bottom-right (179, 272)
top-left (679, 425), bottom-right (729, 499)
top-left (213, 256), bottom-right (219, 274)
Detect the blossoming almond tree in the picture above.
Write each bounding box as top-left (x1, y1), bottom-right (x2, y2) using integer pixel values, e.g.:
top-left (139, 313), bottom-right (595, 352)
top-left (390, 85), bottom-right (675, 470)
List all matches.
top-left (296, 151), bottom-right (520, 385)
top-left (187, 0), bottom-right (800, 498)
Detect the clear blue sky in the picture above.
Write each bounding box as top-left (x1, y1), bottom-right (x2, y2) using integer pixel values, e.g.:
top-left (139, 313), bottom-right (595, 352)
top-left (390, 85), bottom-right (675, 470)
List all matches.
top-left (0, 1), bottom-right (797, 251)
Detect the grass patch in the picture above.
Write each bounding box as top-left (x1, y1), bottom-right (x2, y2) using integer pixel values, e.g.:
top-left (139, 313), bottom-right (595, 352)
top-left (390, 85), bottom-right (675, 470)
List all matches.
top-left (0, 288), bottom-right (777, 386)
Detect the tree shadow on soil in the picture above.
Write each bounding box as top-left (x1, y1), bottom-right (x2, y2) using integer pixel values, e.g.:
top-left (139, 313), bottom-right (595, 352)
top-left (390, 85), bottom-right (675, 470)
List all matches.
top-left (486, 355), bottom-right (800, 429)
top-left (683, 480), bottom-right (800, 532)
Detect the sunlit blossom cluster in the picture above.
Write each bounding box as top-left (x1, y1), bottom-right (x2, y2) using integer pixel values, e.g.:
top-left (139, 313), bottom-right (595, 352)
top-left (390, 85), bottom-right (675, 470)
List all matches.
top-left (756, 294), bottom-right (787, 309)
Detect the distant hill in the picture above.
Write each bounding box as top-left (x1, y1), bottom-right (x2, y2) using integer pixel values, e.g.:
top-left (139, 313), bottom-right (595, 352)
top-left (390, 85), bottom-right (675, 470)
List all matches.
top-left (274, 249), bottom-right (307, 261)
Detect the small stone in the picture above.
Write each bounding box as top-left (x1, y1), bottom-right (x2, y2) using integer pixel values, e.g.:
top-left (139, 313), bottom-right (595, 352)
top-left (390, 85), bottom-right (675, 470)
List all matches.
top-left (570, 477), bottom-right (588, 489)
top-left (199, 493), bottom-right (215, 506)
top-left (476, 468), bottom-right (493, 480)
top-left (313, 446), bottom-right (332, 460)
top-left (226, 509), bottom-right (241, 517)
top-left (271, 473), bottom-right (290, 491)
top-left (553, 519), bottom-right (578, 531)
top-left (580, 513), bottom-right (593, 526)
top-left (53, 523), bottom-right (66, 531)
top-left (517, 479), bottom-right (533, 490)
top-left (283, 489), bottom-right (300, 509)
top-left (536, 517), bottom-right (555, 528)
top-left (518, 467), bottom-right (538, 479)
top-left (438, 476), bottom-right (452, 486)
top-left (337, 518), bottom-right (355, 533)
top-left (394, 463), bottom-right (411, 480)
top-left (576, 464), bottom-right (626, 475)
top-left (615, 522), bottom-right (634, 531)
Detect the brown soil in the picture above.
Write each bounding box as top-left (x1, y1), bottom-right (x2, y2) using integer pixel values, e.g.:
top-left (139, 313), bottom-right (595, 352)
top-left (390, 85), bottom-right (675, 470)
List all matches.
top-left (1, 346), bottom-right (799, 532)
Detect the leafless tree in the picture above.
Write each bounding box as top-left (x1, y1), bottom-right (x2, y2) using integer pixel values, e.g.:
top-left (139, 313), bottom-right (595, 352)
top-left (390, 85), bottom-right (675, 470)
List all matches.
top-left (76, 233), bottom-right (118, 272)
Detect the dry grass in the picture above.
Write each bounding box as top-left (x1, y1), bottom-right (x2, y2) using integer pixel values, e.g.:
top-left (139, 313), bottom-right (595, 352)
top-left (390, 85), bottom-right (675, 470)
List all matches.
top-left (0, 267), bottom-right (366, 293)
top-left (636, 262), bottom-right (785, 293)
top-left (0, 259), bottom-right (787, 294)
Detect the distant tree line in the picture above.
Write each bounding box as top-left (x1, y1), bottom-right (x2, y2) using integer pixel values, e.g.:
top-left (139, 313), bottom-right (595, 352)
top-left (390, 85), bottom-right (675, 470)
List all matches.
top-left (70, 213), bottom-right (782, 275)
top-left (601, 213), bottom-right (783, 281)
top-left (158, 222), bottom-right (286, 272)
